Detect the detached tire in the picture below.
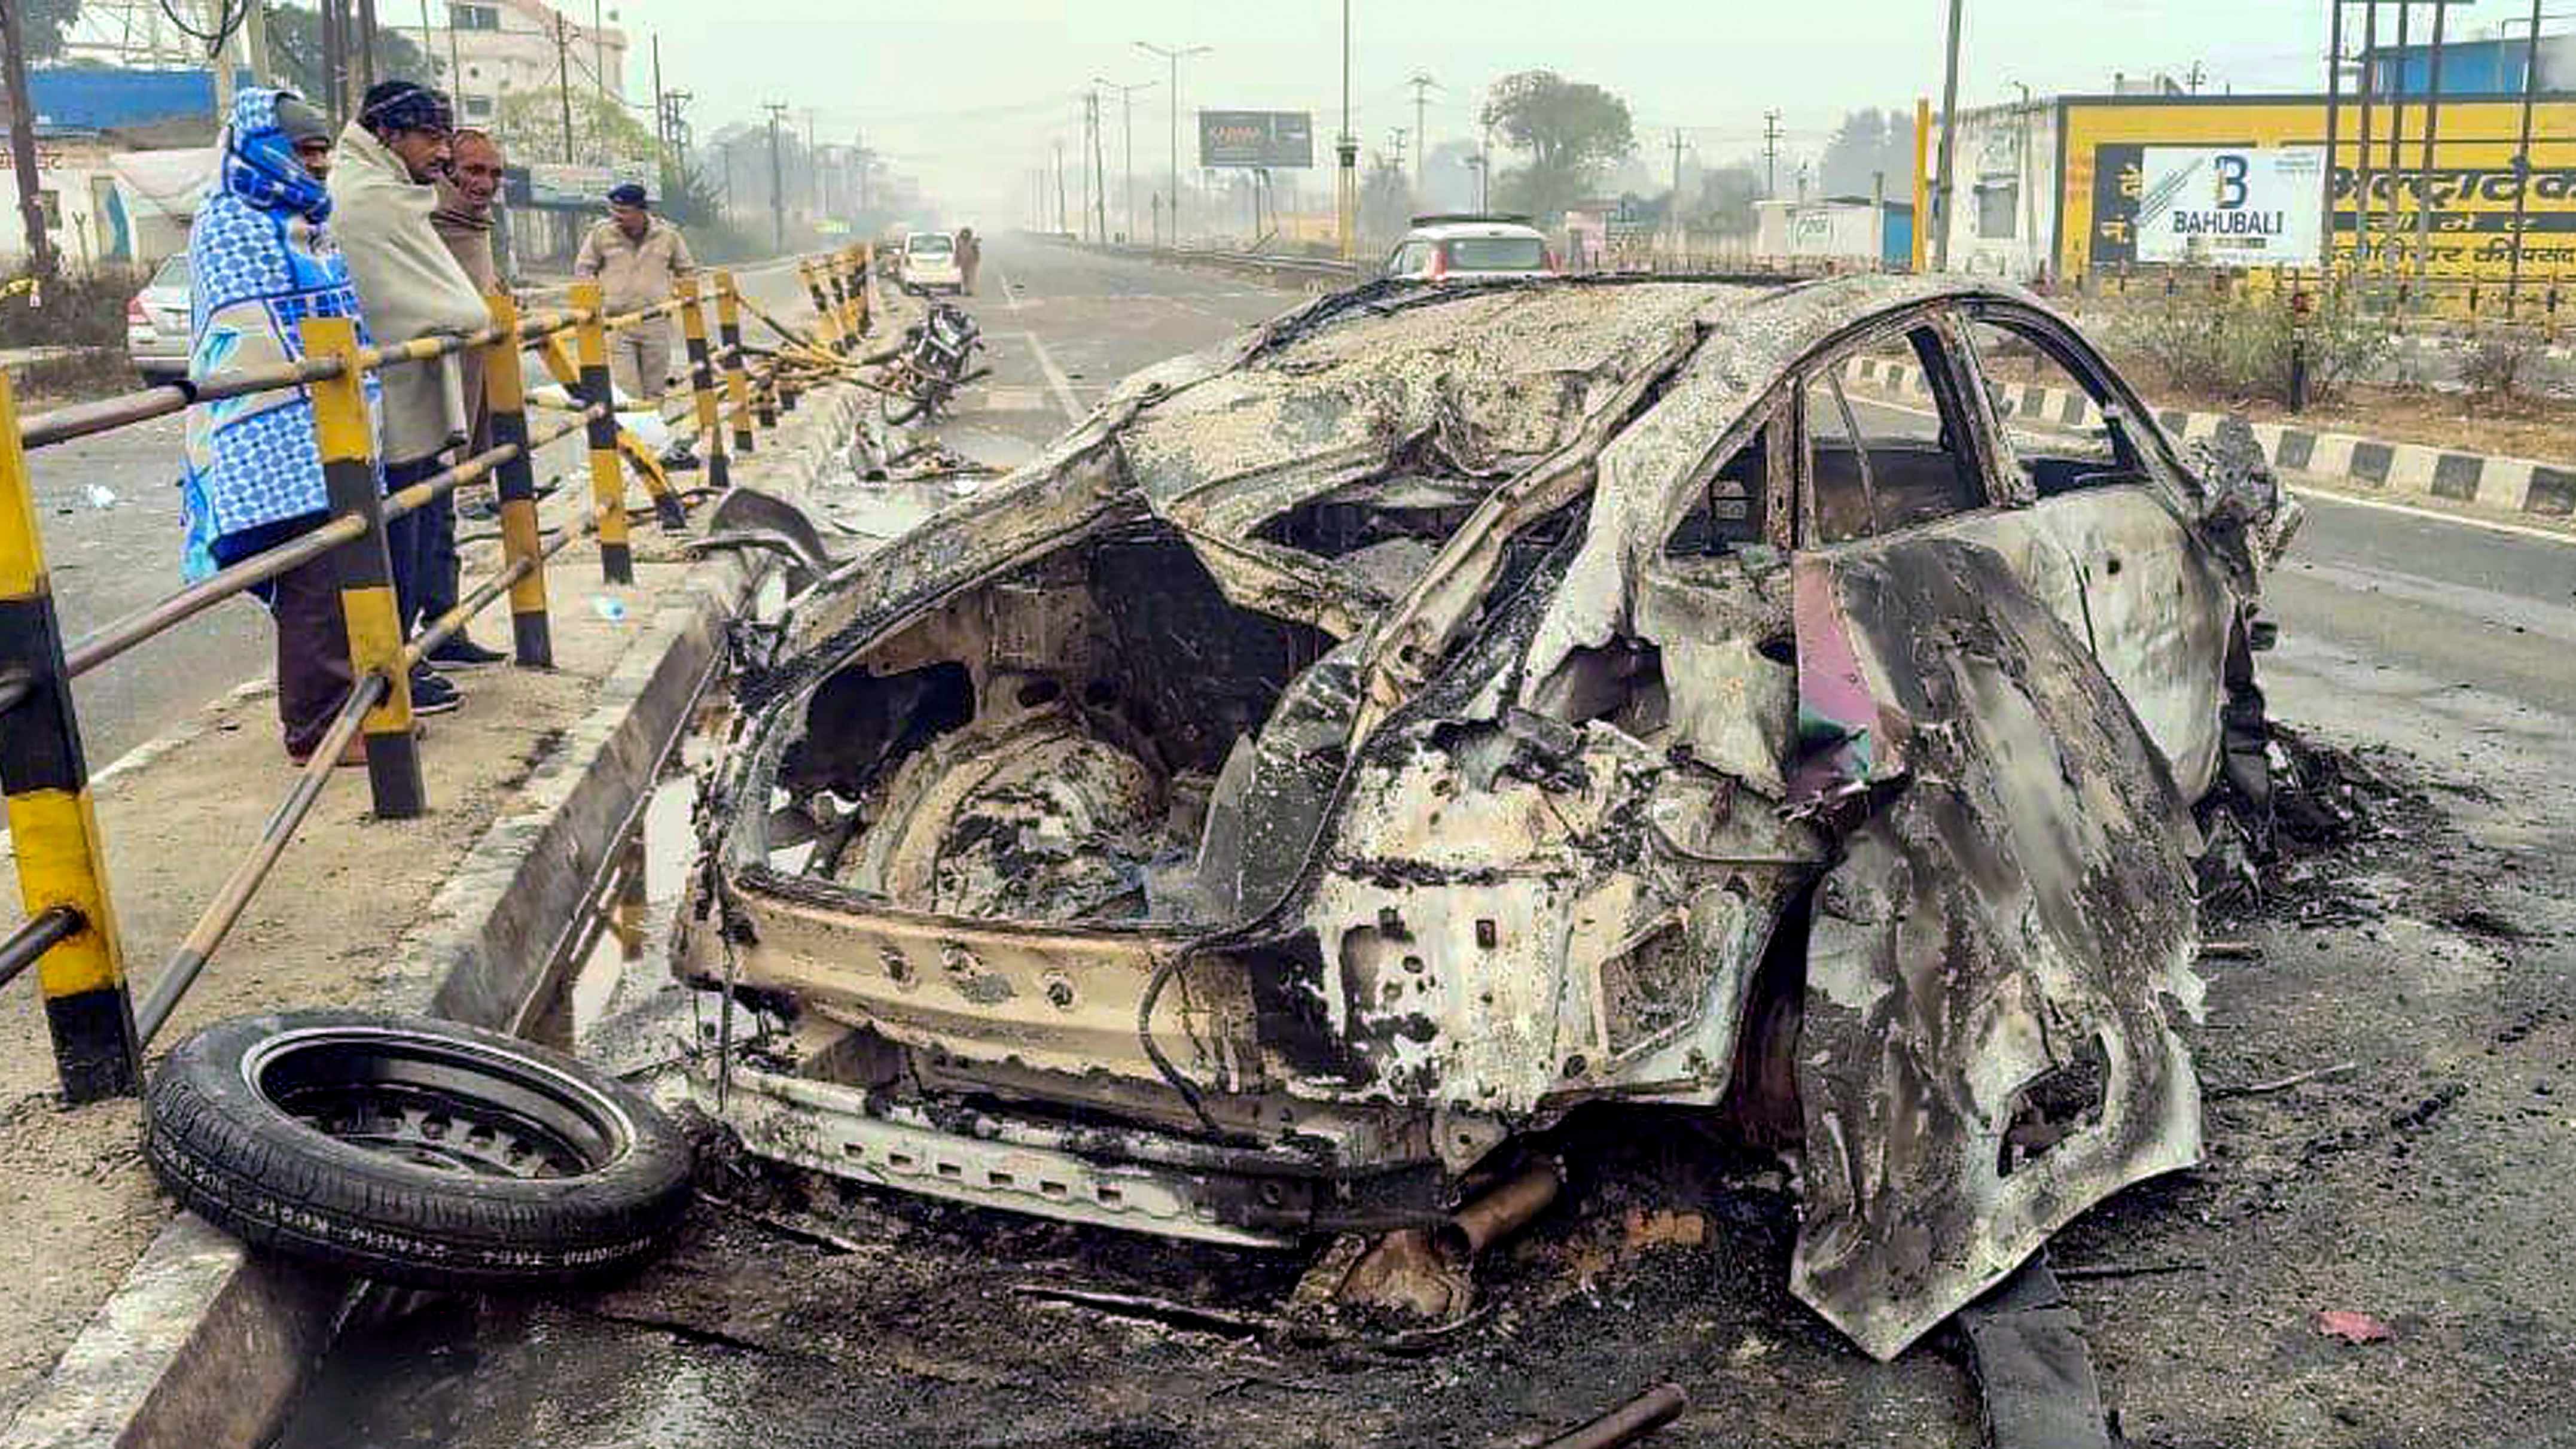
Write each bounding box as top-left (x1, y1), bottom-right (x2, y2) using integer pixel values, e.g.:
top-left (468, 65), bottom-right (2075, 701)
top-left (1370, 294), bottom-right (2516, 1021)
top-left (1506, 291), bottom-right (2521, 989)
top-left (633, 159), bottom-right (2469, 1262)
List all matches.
top-left (144, 1010), bottom-right (693, 1290)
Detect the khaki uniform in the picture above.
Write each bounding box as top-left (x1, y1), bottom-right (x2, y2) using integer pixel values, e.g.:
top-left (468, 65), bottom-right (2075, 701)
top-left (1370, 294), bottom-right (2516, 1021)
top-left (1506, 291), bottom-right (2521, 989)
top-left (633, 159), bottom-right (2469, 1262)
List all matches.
top-left (574, 215), bottom-right (696, 401)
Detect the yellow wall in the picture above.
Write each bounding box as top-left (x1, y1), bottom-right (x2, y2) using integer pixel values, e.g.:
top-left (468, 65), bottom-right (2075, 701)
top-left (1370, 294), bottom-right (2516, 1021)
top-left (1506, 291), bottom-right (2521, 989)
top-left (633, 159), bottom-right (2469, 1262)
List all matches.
top-left (2059, 96), bottom-right (2576, 285)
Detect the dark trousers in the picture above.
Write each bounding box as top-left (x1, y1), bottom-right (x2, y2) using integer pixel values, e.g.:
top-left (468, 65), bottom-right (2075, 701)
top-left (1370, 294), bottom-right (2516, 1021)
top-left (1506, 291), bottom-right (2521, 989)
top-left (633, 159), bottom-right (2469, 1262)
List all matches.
top-left (383, 455), bottom-right (445, 634)
top-left (215, 512), bottom-right (352, 759)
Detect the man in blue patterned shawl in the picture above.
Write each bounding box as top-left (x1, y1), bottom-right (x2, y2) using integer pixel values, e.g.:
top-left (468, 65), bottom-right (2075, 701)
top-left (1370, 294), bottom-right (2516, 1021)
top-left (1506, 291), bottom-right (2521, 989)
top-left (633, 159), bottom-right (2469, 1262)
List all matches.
top-left (179, 87), bottom-right (394, 766)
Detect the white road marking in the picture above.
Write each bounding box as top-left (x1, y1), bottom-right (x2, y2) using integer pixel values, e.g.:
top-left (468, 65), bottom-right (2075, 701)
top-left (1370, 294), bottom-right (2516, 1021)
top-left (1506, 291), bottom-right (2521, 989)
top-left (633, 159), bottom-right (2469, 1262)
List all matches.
top-left (992, 264), bottom-right (1025, 312)
top-left (1020, 331), bottom-right (1085, 422)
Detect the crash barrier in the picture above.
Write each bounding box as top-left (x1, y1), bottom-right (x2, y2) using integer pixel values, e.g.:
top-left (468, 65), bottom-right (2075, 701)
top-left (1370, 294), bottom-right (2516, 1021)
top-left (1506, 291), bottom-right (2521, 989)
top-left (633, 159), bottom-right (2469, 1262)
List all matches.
top-left (0, 244), bottom-right (877, 1103)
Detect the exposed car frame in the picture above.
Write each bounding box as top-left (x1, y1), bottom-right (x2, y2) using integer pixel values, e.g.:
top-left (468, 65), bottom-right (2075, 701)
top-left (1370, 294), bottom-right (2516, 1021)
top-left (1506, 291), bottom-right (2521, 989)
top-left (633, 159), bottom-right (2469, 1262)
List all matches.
top-left (679, 272), bottom-right (2295, 1360)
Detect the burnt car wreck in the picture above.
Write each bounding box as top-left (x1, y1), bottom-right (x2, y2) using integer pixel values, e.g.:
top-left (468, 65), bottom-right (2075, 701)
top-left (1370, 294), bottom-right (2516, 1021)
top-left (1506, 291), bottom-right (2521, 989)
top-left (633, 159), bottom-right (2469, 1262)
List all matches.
top-left (678, 273), bottom-right (2298, 1360)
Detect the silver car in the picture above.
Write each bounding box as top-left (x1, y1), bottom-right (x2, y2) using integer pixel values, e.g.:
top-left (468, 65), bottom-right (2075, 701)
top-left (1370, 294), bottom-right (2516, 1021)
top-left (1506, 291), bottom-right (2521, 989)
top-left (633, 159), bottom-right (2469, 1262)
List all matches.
top-left (126, 251), bottom-right (191, 386)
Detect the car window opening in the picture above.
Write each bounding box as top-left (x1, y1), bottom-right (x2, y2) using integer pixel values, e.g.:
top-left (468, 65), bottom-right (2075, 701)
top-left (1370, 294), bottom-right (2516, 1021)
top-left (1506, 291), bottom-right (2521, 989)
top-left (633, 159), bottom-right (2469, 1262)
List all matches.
top-left (1966, 316), bottom-right (2148, 498)
top-left (1446, 236), bottom-right (1548, 272)
top-left (1807, 325), bottom-right (1984, 544)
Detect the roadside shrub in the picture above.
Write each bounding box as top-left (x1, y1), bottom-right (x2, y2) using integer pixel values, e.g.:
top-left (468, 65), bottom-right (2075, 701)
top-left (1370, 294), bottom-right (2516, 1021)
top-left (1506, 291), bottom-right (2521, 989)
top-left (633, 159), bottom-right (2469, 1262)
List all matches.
top-left (2458, 330), bottom-right (2542, 410)
top-left (0, 266), bottom-right (144, 351)
top-left (2108, 285), bottom-right (2393, 406)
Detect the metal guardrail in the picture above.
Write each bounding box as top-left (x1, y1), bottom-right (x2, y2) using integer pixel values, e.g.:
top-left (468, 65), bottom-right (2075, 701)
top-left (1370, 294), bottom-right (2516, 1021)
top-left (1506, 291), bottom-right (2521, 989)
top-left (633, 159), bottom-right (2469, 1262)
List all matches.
top-left (0, 243), bottom-right (881, 1103)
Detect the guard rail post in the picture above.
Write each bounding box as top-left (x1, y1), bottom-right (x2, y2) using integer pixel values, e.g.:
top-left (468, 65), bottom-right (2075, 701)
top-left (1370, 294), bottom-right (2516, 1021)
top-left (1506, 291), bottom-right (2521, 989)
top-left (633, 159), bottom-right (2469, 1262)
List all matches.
top-left (839, 247), bottom-right (865, 336)
top-left (715, 270), bottom-right (757, 455)
top-left (678, 276), bottom-right (731, 493)
top-left (802, 259), bottom-right (845, 354)
top-left (481, 292), bottom-right (554, 667)
top-left (855, 245), bottom-right (875, 335)
top-left (300, 316), bottom-right (425, 818)
top-left (0, 370), bottom-right (139, 1101)
top-left (570, 282), bottom-right (634, 585)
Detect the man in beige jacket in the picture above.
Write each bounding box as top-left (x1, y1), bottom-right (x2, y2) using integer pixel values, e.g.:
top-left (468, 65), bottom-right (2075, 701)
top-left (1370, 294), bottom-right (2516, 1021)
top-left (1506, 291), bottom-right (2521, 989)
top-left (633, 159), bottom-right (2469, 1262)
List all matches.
top-left (575, 182), bottom-right (695, 405)
top-left (331, 80), bottom-right (490, 713)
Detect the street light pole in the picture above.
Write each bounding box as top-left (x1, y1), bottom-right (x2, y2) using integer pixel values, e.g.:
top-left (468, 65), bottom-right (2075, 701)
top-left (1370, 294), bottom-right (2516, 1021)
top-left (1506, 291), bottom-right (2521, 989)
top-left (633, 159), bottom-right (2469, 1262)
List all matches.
top-left (1338, 0), bottom-right (1356, 258)
top-left (1137, 40), bottom-right (1210, 245)
top-left (1096, 78), bottom-right (1155, 244)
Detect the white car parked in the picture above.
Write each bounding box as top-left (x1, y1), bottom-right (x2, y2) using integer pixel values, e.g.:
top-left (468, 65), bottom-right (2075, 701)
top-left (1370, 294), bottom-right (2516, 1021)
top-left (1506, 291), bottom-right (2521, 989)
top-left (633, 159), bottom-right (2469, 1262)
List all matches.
top-left (1381, 215), bottom-right (1557, 283)
top-left (899, 231), bottom-right (965, 294)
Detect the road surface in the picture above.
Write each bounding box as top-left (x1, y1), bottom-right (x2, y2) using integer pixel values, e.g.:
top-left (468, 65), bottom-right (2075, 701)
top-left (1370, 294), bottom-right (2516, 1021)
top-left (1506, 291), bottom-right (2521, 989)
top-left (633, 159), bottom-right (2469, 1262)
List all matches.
top-left (271, 236), bottom-right (2576, 1449)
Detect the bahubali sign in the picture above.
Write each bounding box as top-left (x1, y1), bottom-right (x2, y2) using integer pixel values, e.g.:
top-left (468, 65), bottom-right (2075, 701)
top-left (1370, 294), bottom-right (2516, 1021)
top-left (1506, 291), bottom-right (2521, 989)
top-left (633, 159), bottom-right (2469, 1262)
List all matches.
top-left (2134, 147), bottom-right (2325, 266)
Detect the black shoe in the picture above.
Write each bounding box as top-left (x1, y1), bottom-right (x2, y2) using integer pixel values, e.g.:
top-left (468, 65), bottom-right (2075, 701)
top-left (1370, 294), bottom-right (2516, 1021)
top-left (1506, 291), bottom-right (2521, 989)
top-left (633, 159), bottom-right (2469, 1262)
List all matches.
top-left (408, 666), bottom-right (462, 716)
top-left (428, 634), bottom-right (508, 668)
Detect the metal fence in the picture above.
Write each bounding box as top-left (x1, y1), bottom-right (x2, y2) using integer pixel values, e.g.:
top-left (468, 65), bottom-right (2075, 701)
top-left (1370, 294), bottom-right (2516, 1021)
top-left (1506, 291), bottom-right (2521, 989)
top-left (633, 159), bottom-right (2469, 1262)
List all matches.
top-left (0, 244), bottom-right (879, 1104)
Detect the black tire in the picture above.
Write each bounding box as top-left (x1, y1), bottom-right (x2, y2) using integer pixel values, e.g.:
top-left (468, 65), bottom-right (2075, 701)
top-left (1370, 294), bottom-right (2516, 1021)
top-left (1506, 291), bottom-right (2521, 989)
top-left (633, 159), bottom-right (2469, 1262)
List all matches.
top-left (144, 1009), bottom-right (693, 1290)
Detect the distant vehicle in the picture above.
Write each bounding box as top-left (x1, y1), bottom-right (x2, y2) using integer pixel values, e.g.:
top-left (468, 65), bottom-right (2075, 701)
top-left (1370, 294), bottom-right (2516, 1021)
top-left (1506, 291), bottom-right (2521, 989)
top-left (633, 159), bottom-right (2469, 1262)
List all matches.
top-left (899, 230), bottom-right (965, 294)
top-left (1380, 214), bottom-right (1557, 283)
top-left (126, 251), bottom-right (192, 385)
top-left (877, 223), bottom-right (913, 275)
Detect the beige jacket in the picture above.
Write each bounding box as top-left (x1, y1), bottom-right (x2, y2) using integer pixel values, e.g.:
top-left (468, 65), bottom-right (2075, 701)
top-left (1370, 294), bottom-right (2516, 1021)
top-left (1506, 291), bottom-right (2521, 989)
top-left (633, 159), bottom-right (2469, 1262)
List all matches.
top-left (574, 215), bottom-right (696, 315)
top-left (329, 123), bottom-right (490, 465)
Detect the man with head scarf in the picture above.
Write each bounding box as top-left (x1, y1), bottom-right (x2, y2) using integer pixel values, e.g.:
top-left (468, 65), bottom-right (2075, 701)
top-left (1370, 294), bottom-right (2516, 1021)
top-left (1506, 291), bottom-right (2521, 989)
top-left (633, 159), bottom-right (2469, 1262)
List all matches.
top-left (575, 181), bottom-right (695, 406)
top-left (178, 88), bottom-right (406, 765)
top-left (416, 126), bottom-right (510, 667)
top-left (330, 78), bottom-right (489, 715)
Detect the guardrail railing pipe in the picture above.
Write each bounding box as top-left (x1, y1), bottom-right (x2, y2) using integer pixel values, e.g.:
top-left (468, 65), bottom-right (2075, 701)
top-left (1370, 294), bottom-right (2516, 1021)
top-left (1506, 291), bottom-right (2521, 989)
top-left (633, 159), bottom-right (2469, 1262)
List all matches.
top-left (300, 316), bottom-right (426, 818)
top-left (678, 276), bottom-right (731, 493)
top-left (570, 283), bottom-right (634, 585)
top-left (0, 370), bottom-right (138, 1101)
top-left (715, 271), bottom-right (757, 456)
top-left (482, 293), bottom-right (554, 667)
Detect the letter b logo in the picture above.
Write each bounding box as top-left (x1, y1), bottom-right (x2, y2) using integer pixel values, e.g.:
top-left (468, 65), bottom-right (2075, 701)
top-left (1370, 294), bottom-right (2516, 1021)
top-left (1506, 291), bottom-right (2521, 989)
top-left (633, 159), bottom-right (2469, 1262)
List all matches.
top-left (2214, 154), bottom-right (2249, 210)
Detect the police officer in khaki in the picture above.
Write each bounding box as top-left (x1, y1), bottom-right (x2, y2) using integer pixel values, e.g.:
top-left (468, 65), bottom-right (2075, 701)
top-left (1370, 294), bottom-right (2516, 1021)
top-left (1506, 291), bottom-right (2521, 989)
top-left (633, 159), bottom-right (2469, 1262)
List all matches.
top-left (574, 181), bottom-right (696, 405)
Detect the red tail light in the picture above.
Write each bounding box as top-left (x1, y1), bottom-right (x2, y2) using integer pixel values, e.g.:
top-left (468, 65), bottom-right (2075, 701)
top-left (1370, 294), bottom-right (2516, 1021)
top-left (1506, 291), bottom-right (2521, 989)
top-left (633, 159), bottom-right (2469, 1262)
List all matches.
top-left (1427, 244), bottom-right (1449, 281)
top-left (1543, 246), bottom-right (1560, 272)
top-left (126, 296), bottom-right (148, 324)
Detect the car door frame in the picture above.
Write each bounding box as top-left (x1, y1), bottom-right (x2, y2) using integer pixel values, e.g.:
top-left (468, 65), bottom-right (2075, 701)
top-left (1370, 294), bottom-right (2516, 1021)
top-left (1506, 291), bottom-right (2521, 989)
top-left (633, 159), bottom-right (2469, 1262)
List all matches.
top-left (1788, 303), bottom-right (2013, 552)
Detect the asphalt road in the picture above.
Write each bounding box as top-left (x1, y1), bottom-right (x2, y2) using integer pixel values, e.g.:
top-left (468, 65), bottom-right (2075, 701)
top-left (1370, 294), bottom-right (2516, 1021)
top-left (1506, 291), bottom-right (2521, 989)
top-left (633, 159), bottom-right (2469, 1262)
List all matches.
top-left (270, 238), bottom-right (2576, 1448)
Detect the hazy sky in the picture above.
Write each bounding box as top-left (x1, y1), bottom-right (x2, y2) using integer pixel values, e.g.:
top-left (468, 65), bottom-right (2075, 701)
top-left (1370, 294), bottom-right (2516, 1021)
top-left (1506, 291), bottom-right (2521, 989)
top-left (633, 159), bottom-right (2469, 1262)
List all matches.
top-left (596, 0), bottom-right (2551, 217)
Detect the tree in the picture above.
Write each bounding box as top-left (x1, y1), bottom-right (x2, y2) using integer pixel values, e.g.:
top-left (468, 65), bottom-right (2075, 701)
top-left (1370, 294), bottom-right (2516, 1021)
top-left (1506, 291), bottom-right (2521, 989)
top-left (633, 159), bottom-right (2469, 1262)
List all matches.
top-left (495, 86), bottom-right (656, 166)
top-left (1817, 108), bottom-right (1914, 200)
top-left (1358, 154), bottom-right (1410, 249)
top-left (1480, 69), bottom-right (1633, 220)
top-left (17, 0), bottom-right (84, 63)
top-left (263, 4), bottom-right (438, 100)
top-left (1693, 164), bottom-right (1763, 238)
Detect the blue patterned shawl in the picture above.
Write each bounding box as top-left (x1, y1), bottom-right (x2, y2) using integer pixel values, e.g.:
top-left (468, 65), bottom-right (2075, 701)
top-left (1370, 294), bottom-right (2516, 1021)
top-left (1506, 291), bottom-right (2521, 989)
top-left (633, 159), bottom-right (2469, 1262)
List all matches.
top-left (179, 87), bottom-right (379, 579)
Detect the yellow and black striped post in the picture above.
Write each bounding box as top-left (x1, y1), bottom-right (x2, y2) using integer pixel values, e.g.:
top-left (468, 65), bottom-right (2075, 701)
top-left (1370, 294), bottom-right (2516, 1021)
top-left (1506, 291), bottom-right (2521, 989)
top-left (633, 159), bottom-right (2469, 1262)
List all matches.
top-left (830, 249), bottom-right (860, 340)
top-left (852, 245), bottom-right (874, 336)
top-left (481, 293), bottom-right (553, 668)
top-left (300, 316), bottom-right (425, 819)
top-left (714, 271), bottom-right (757, 454)
top-left (800, 258), bottom-right (845, 354)
top-left (678, 276), bottom-right (731, 494)
top-left (0, 372), bottom-right (138, 1101)
top-left (570, 282), bottom-right (633, 585)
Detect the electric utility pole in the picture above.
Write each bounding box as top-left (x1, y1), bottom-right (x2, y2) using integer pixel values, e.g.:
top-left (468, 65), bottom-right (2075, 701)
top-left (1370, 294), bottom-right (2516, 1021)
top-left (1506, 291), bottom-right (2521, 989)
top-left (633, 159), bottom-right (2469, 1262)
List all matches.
top-left (1337, 0), bottom-right (1355, 258)
top-left (1763, 110), bottom-right (1782, 199)
top-left (1932, 0), bottom-right (1965, 269)
top-left (591, 0), bottom-right (608, 103)
top-left (1669, 129), bottom-right (1685, 257)
top-left (1136, 41), bottom-right (1210, 243)
top-left (1096, 77), bottom-right (1154, 242)
top-left (1089, 89), bottom-right (1109, 243)
top-left (554, 11), bottom-right (576, 162)
top-left (1407, 71), bottom-right (1438, 197)
top-left (766, 101), bottom-right (789, 251)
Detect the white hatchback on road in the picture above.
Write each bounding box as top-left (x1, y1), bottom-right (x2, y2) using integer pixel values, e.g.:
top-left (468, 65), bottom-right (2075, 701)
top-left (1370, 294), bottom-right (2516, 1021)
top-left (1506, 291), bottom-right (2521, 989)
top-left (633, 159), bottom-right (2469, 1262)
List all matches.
top-left (1380, 215), bottom-right (1557, 283)
top-left (900, 231), bottom-right (965, 294)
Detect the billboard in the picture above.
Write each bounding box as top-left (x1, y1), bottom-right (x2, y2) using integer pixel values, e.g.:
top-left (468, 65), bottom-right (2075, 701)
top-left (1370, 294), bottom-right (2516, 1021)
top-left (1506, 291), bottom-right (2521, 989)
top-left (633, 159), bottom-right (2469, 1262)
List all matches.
top-left (2132, 147), bottom-right (2325, 266)
top-left (1198, 111), bottom-right (1315, 169)
top-left (2058, 96), bottom-right (2576, 283)
top-left (510, 162), bottom-right (659, 210)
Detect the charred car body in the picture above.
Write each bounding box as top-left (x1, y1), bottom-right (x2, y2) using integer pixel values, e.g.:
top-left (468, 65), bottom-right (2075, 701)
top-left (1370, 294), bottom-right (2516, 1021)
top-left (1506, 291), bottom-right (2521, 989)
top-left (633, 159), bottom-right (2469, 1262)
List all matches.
top-left (679, 273), bottom-right (2295, 1360)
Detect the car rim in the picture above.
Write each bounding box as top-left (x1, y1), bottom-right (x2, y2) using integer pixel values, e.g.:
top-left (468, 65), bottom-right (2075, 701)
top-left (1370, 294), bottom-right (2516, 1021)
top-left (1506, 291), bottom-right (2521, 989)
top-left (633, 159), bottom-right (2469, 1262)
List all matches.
top-left (241, 1027), bottom-right (634, 1180)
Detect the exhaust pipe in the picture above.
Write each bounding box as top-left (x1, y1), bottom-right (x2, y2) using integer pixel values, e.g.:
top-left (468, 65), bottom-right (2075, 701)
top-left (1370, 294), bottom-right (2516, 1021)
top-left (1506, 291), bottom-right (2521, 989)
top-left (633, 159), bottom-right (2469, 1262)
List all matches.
top-left (1435, 1158), bottom-right (1562, 1262)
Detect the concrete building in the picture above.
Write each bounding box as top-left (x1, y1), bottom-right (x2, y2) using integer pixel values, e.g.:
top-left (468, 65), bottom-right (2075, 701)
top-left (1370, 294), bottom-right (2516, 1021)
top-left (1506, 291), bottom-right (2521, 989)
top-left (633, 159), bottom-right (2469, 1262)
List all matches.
top-left (440, 0), bottom-right (628, 130)
top-left (1753, 197), bottom-right (1912, 269)
top-left (1925, 98), bottom-right (2059, 282)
